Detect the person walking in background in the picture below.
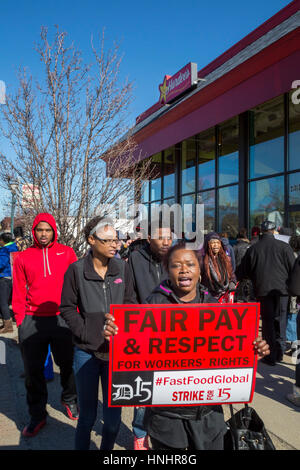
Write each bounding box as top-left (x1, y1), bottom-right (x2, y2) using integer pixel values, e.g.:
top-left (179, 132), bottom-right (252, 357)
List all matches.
top-left (234, 229), bottom-right (256, 303)
top-left (127, 221), bottom-right (173, 450)
top-left (233, 228), bottom-right (251, 272)
top-left (219, 232), bottom-right (236, 272)
top-left (0, 232), bottom-right (18, 333)
top-left (60, 216), bottom-right (136, 450)
top-left (13, 226), bottom-right (31, 252)
top-left (12, 213), bottom-right (78, 437)
top-left (250, 226), bottom-right (260, 245)
top-left (238, 220), bottom-right (295, 366)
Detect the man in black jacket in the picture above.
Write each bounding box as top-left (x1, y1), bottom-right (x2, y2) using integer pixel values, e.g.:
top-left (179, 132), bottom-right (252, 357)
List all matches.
top-left (238, 220), bottom-right (295, 365)
top-left (127, 222), bottom-right (173, 449)
top-left (128, 224), bottom-right (173, 304)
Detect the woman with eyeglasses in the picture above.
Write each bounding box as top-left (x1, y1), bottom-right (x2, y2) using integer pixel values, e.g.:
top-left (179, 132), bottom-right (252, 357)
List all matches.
top-left (60, 216), bottom-right (136, 450)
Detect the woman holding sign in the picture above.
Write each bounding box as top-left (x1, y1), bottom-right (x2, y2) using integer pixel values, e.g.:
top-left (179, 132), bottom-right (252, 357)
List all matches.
top-left (60, 216), bottom-right (136, 450)
top-left (104, 242), bottom-right (270, 450)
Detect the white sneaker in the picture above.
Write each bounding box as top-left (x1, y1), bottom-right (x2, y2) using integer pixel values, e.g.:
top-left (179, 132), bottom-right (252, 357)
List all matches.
top-left (286, 385), bottom-right (300, 407)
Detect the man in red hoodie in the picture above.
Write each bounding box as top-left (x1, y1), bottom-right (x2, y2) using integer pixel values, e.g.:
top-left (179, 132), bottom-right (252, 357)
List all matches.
top-left (12, 213), bottom-right (79, 437)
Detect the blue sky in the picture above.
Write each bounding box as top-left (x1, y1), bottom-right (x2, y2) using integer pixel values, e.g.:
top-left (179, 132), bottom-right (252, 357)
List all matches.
top-left (0, 0), bottom-right (293, 218)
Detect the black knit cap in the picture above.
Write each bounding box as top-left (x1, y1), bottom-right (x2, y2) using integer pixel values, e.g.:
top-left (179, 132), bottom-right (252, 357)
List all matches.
top-left (203, 232), bottom-right (222, 252)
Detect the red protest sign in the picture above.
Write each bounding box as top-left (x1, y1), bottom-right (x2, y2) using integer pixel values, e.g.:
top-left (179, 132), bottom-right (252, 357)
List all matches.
top-left (108, 303), bottom-right (260, 407)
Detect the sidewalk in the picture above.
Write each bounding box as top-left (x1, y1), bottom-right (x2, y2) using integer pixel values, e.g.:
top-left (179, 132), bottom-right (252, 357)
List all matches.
top-left (0, 324), bottom-right (299, 450)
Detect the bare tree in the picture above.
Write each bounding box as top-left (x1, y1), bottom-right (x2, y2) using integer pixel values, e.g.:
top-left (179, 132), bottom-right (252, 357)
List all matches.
top-left (0, 26), bottom-right (151, 255)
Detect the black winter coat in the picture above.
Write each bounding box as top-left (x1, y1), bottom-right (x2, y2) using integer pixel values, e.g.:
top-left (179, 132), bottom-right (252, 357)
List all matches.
top-left (288, 253), bottom-right (300, 297)
top-left (144, 280), bottom-right (226, 448)
top-left (128, 243), bottom-right (168, 303)
top-left (145, 280), bottom-right (222, 421)
top-left (60, 250), bottom-right (136, 354)
top-left (234, 238), bottom-right (250, 270)
top-left (238, 233), bottom-right (295, 297)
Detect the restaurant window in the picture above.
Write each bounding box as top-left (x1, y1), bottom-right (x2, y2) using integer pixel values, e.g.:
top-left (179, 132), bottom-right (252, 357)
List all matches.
top-left (181, 138), bottom-right (196, 195)
top-left (163, 146), bottom-right (176, 199)
top-left (140, 180), bottom-right (150, 203)
top-left (198, 190), bottom-right (215, 233)
top-left (181, 194), bottom-right (196, 235)
top-left (198, 128), bottom-right (215, 190)
top-left (289, 90), bottom-right (300, 172)
top-left (218, 117), bottom-right (239, 186)
top-left (218, 185), bottom-right (238, 238)
top-left (149, 152), bottom-right (162, 202)
top-left (249, 96), bottom-right (284, 179)
top-left (249, 175), bottom-right (284, 229)
top-left (289, 172), bottom-right (300, 206)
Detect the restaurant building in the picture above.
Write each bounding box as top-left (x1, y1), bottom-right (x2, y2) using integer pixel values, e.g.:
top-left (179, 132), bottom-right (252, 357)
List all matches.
top-left (113, 1), bottom-right (300, 238)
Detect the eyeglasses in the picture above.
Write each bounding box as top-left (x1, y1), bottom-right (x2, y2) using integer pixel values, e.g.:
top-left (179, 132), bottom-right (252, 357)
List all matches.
top-left (93, 234), bottom-right (119, 245)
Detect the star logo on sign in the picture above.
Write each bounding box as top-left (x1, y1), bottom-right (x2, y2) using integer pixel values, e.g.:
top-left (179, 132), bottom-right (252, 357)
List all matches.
top-left (159, 75), bottom-right (170, 104)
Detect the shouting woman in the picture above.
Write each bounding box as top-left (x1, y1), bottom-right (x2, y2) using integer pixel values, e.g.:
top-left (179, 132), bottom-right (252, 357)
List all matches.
top-left (104, 242), bottom-right (270, 450)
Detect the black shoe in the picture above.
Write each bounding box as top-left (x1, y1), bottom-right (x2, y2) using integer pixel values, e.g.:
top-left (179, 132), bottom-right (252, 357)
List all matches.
top-left (61, 401), bottom-right (79, 420)
top-left (22, 418), bottom-right (46, 437)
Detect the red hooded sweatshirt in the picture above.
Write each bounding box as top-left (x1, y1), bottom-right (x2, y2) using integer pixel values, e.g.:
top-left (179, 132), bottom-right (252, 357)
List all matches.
top-left (12, 213), bottom-right (77, 326)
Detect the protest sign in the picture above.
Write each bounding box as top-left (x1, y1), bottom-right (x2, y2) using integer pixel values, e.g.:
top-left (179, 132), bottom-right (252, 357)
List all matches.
top-left (108, 303), bottom-right (260, 407)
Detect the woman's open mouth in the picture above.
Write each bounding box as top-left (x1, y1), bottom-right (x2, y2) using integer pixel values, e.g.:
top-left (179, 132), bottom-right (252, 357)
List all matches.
top-left (178, 277), bottom-right (192, 287)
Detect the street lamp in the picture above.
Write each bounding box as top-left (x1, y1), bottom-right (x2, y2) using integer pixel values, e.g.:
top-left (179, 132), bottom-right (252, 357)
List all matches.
top-left (8, 179), bottom-right (18, 235)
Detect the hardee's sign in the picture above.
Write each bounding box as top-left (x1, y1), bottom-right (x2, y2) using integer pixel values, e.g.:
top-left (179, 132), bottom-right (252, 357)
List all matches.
top-left (109, 303), bottom-right (260, 407)
top-left (158, 62), bottom-right (197, 104)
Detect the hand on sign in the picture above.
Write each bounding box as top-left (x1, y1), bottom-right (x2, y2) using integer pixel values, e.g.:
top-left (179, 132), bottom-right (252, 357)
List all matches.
top-left (253, 337), bottom-right (270, 359)
top-left (103, 313), bottom-right (118, 341)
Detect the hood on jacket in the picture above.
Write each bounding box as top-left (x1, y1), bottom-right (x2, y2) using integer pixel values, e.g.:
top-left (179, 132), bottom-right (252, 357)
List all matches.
top-left (32, 213), bottom-right (58, 248)
top-left (136, 241), bottom-right (162, 264)
top-left (2, 241), bottom-right (18, 253)
top-left (148, 279), bottom-right (213, 303)
top-left (220, 237), bottom-right (230, 246)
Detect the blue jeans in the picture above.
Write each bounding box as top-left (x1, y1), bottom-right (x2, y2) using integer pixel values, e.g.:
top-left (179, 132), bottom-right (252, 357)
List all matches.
top-left (132, 407), bottom-right (147, 439)
top-left (73, 347), bottom-right (121, 450)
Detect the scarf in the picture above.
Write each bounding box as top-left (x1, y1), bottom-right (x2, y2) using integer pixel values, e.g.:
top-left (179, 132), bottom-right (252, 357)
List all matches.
top-left (208, 256), bottom-right (229, 297)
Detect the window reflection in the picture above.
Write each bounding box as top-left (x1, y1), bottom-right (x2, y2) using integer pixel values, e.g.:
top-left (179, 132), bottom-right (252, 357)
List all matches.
top-left (289, 172), bottom-right (300, 206)
top-left (249, 96), bottom-right (284, 178)
top-left (198, 128), bottom-right (215, 190)
top-left (150, 152), bottom-right (162, 201)
top-left (218, 117), bottom-right (239, 186)
top-left (218, 185), bottom-right (238, 238)
top-left (289, 90), bottom-right (300, 171)
top-left (198, 190), bottom-right (215, 233)
top-left (289, 211), bottom-right (300, 236)
top-left (141, 180), bottom-right (149, 203)
top-left (163, 147), bottom-right (176, 199)
top-left (249, 176), bottom-right (284, 229)
top-left (181, 194), bottom-right (196, 235)
top-left (181, 139), bottom-right (196, 194)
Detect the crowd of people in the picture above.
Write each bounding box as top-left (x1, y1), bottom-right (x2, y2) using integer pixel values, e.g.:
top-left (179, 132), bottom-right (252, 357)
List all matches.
top-left (0, 212), bottom-right (299, 450)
